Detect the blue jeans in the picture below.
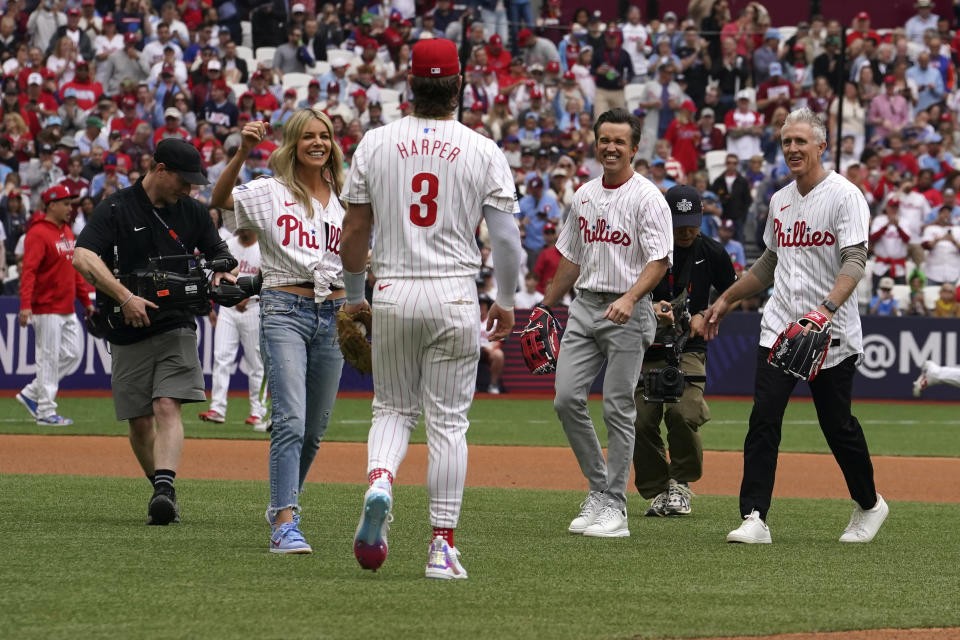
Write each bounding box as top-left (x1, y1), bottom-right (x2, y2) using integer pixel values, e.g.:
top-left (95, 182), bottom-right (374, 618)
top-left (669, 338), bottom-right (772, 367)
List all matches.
top-left (508, 0), bottom-right (534, 53)
top-left (259, 290), bottom-right (345, 515)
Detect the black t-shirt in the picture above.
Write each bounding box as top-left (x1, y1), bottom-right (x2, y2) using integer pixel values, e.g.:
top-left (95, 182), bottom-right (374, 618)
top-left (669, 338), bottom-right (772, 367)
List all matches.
top-left (76, 178), bottom-right (235, 345)
top-left (646, 234), bottom-right (737, 360)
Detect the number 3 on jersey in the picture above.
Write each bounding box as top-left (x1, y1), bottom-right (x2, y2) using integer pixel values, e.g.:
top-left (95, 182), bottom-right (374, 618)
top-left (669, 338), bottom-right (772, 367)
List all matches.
top-left (410, 172), bottom-right (439, 227)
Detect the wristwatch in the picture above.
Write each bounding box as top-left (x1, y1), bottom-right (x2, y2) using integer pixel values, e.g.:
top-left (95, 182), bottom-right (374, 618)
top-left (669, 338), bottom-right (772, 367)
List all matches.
top-left (820, 298), bottom-right (838, 313)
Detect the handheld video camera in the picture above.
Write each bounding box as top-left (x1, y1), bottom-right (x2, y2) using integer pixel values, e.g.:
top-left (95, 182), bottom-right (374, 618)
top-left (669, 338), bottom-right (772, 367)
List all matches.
top-left (641, 304), bottom-right (693, 404)
top-left (91, 254), bottom-right (261, 335)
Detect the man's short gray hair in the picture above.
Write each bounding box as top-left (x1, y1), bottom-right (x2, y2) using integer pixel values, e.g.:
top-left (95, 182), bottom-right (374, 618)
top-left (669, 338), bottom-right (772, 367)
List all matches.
top-left (781, 108), bottom-right (826, 145)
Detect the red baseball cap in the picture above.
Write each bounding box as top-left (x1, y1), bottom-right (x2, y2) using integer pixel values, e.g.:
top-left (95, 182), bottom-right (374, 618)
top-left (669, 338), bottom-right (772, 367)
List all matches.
top-left (42, 184), bottom-right (74, 204)
top-left (411, 38), bottom-right (460, 78)
top-left (284, 88), bottom-right (297, 97)
top-left (327, 81), bottom-right (340, 92)
top-left (489, 34), bottom-right (502, 47)
top-left (470, 102), bottom-right (484, 112)
top-left (681, 100), bottom-right (696, 112)
top-left (350, 88), bottom-right (367, 98)
top-left (517, 28), bottom-right (534, 45)
top-left (494, 94), bottom-right (508, 104)
top-left (546, 61), bottom-right (560, 73)
top-left (103, 14), bottom-right (115, 23)
top-left (67, 7), bottom-right (80, 16)
top-left (124, 32), bottom-right (138, 44)
top-left (884, 74), bottom-right (896, 84)
top-left (856, 11), bottom-right (870, 20)
top-left (562, 70), bottom-right (576, 81)
top-left (121, 95), bottom-right (136, 108)
top-left (530, 89), bottom-right (543, 99)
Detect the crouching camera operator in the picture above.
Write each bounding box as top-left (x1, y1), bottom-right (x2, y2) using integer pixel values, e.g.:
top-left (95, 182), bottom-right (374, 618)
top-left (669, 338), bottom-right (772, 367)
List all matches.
top-left (73, 139), bottom-right (239, 527)
top-left (633, 185), bottom-right (737, 517)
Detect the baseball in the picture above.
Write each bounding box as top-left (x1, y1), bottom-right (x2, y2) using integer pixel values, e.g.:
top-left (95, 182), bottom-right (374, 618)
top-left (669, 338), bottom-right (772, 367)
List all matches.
top-left (354, 321), bottom-right (366, 338)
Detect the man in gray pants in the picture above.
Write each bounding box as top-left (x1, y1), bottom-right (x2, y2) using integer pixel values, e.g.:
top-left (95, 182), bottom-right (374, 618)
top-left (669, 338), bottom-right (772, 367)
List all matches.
top-left (539, 108), bottom-right (673, 537)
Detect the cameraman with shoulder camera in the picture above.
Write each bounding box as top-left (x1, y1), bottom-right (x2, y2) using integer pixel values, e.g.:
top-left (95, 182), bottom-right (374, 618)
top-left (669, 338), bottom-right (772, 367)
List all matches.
top-left (634, 185), bottom-right (736, 517)
top-left (73, 139), bottom-right (237, 527)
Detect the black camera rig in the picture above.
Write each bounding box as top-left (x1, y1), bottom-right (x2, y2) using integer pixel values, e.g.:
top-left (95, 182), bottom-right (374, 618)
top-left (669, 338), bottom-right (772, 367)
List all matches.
top-left (641, 304), bottom-right (705, 404)
top-left (93, 254), bottom-right (261, 333)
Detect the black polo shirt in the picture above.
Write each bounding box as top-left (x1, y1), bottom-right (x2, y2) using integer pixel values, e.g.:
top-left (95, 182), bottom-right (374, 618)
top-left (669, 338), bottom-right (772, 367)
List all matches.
top-left (646, 234), bottom-right (737, 360)
top-left (76, 178), bottom-right (235, 345)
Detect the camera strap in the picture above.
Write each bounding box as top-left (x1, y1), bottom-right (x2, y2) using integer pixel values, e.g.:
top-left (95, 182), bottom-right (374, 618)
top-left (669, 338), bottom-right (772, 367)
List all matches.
top-left (667, 236), bottom-right (701, 301)
top-left (150, 207), bottom-right (188, 254)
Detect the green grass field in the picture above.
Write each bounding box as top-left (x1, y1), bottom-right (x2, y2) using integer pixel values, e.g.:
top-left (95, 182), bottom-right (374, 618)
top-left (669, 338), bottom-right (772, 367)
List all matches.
top-left (2, 475), bottom-right (959, 640)
top-left (2, 396), bottom-right (959, 456)
top-left (3, 394), bottom-right (960, 639)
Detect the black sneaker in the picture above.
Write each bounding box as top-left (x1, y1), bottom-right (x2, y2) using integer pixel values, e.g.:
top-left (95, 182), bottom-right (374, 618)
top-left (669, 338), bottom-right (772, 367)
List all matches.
top-left (147, 486), bottom-right (180, 526)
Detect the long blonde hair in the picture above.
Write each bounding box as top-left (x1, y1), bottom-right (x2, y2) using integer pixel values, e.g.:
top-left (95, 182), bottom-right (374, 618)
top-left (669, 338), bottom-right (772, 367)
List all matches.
top-left (268, 108), bottom-right (345, 219)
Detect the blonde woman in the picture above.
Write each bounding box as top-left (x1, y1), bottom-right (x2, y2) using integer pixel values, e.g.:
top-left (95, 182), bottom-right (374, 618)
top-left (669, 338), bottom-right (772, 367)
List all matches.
top-left (211, 109), bottom-right (347, 555)
top-left (47, 36), bottom-right (81, 84)
top-left (3, 113), bottom-right (34, 162)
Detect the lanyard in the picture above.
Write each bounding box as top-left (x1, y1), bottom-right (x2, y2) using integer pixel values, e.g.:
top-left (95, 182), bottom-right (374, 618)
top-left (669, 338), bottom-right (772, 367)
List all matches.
top-left (150, 207), bottom-right (187, 253)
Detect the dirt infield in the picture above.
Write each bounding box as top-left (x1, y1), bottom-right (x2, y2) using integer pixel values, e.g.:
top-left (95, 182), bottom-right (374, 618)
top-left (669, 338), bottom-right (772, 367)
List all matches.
top-left (2, 434), bottom-right (959, 503)
top-left (3, 433), bottom-right (959, 639)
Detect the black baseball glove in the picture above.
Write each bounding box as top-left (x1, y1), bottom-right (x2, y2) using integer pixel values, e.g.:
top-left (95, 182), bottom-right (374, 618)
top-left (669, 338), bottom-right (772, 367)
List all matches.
top-left (520, 303), bottom-right (563, 375)
top-left (768, 310), bottom-right (832, 381)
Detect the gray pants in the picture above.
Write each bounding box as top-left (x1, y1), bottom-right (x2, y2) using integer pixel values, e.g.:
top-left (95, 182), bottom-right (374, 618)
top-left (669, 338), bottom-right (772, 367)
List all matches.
top-left (554, 290), bottom-right (656, 508)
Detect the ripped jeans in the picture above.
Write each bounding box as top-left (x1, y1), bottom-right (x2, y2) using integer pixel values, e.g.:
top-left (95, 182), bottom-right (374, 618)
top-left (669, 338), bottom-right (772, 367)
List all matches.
top-left (260, 289), bottom-right (345, 516)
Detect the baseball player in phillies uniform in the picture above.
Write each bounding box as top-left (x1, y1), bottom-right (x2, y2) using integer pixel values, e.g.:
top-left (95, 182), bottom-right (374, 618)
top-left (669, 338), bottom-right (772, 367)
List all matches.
top-left (198, 229), bottom-right (267, 430)
top-left (340, 38), bottom-right (523, 579)
top-left (704, 108), bottom-right (889, 544)
top-left (541, 108), bottom-right (673, 538)
top-left (17, 185), bottom-right (95, 425)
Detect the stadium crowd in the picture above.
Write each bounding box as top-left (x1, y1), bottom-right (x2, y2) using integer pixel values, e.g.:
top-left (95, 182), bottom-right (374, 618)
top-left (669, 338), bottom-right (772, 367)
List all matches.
top-left (2, 0), bottom-right (960, 316)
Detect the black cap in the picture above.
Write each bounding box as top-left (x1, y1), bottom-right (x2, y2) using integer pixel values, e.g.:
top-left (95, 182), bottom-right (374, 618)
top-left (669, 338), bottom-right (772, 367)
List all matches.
top-left (155, 138), bottom-right (209, 185)
top-left (666, 185), bottom-right (702, 228)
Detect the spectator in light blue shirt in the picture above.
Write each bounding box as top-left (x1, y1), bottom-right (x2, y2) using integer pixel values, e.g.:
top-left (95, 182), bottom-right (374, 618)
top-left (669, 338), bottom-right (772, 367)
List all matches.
top-left (906, 52), bottom-right (944, 112)
top-left (869, 277), bottom-right (902, 316)
top-left (718, 218), bottom-right (746, 268)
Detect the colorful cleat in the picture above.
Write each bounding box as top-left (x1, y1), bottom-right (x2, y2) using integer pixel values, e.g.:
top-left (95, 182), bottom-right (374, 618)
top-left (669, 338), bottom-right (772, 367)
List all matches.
top-left (425, 535), bottom-right (468, 580)
top-left (353, 480), bottom-right (393, 571)
top-left (198, 410), bottom-right (225, 423)
top-left (36, 414), bottom-right (73, 426)
top-left (246, 415), bottom-right (267, 431)
top-left (16, 392), bottom-right (39, 419)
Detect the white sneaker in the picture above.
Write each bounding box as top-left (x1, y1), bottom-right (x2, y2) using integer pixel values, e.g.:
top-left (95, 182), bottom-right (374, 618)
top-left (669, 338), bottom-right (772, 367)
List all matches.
top-left (726, 510), bottom-right (772, 544)
top-left (582, 503), bottom-right (629, 538)
top-left (644, 491), bottom-right (668, 517)
top-left (912, 361), bottom-right (931, 397)
top-left (840, 495), bottom-right (889, 543)
top-left (568, 491), bottom-right (605, 534)
top-left (424, 536), bottom-right (468, 580)
top-left (487, 385), bottom-right (500, 394)
top-left (665, 479), bottom-right (693, 516)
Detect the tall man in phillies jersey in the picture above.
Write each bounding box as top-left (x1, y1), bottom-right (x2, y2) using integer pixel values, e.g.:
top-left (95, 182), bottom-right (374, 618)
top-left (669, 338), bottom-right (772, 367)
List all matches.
top-left (16, 185), bottom-right (95, 426)
top-left (542, 108), bottom-right (673, 538)
top-left (198, 229), bottom-right (267, 430)
top-left (704, 108), bottom-right (888, 545)
top-left (340, 38), bottom-right (523, 579)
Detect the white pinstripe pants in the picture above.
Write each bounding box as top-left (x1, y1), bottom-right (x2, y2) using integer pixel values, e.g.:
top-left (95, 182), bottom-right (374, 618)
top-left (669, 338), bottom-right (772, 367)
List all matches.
top-left (21, 313), bottom-right (83, 418)
top-left (210, 303), bottom-right (266, 418)
top-left (366, 277), bottom-right (480, 529)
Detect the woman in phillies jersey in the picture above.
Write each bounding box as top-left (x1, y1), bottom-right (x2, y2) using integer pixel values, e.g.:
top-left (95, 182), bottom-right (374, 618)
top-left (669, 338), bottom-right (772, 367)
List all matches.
top-left (212, 108), bottom-right (347, 555)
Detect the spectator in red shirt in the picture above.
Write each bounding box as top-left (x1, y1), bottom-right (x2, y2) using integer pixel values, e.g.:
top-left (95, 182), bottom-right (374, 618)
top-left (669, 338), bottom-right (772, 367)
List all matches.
top-left (846, 12), bottom-right (881, 47)
top-left (249, 69), bottom-right (279, 118)
top-left (756, 62), bottom-right (794, 122)
top-left (533, 222), bottom-right (561, 295)
top-left (60, 60), bottom-right (102, 111)
top-left (109, 94), bottom-right (146, 138)
top-left (485, 34), bottom-right (513, 84)
top-left (18, 72), bottom-right (59, 137)
top-left (880, 131), bottom-right (920, 176)
top-left (664, 100), bottom-right (701, 176)
top-left (16, 185), bottom-right (93, 426)
top-left (58, 156), bottom-right (89, 198)
top-left (696, 107), bottom-right (726, 155)
top-left (153, 107), bottom-right (192, 147)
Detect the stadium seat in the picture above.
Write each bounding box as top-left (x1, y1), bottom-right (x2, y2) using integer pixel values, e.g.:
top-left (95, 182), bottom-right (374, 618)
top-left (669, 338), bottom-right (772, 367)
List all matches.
top-left (714, 122), bottom-right (726, 135)
top-left (777, 26), bottom-right (797, 43)
top-left (228, 82), bottom-right (248, 98)
top-left (282, 72), bottom-right (313, 91)
top-left (624, 83), bottom-right (645, 113)
top-left (378, 88), bottom-right (401, 104)
top-left (255, 46), bottom-right (276, 66)
top-left (382, 102), bottom-right (401, 122)
top-left (891, 284), bottom-right (911, 311)
top-left (923, 285), bottom-right (943, 309)
top-left (241, 20), bottom-right (252, 48)
top-left (236, 45), bottom-right (255, 69)
top-left (705, 150), bottom-right (727, 182)
top-left (326, 49), bottom-right (355, 69)
top-left (308, 61), bottom-right (330, 77)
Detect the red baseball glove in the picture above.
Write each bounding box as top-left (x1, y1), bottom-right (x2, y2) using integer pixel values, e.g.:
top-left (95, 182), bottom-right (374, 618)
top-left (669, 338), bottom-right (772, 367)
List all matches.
top-left (768, 310), bottom-right (832, 381)
top-left (520, 303), bottom-right (563, 375)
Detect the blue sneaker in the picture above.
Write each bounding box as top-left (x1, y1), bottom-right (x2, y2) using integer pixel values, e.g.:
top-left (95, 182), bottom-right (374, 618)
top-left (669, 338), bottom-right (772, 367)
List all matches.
top-left (36, 415), bottom-right (73, 426)
top-left (16, 393), bottom-right (38, 419)
top-left (270, 522), bottom-right (312, 554)
top-left (353, 480), bottom-right (393, 571)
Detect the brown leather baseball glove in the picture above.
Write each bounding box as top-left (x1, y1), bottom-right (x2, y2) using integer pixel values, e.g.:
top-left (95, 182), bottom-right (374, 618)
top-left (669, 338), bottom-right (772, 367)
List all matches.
top-left (336, 308), bottom-right (373, 374)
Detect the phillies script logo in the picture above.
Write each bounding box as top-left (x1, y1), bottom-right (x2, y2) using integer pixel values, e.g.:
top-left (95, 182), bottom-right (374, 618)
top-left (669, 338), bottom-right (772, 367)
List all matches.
top-left (578, 217), bottom-right (631, 246)
top-left (277, 214), bottom-right (341, 255)
top-left (774, 218), bottom-right (836, 248)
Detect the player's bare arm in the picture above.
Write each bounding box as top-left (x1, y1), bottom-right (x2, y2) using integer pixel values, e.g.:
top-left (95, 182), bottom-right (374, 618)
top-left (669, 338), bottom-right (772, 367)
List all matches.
top-left (541, 255), bottom-right (580, 308)
top-left (73, 246), bottom-right (159, 326)
top-left (210, 121), bottom-right (268, 211)
top-left (603, 256), bottom-right (669, 324)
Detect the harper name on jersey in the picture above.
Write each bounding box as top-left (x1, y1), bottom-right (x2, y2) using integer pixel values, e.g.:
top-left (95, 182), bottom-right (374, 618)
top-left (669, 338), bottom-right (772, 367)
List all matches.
top-left (761, 171), bottom-right (869, 369)
top-left (396, 137), bottom-right (462, 163)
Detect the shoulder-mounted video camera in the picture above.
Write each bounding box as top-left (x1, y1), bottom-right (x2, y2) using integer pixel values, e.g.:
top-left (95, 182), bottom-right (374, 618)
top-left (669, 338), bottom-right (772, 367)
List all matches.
top-left (90, 254), bottom-right (262, 336)
top-left (119, 254), bottom-right (262, 315)
top-left (641, 303), bottom-right (704, 403)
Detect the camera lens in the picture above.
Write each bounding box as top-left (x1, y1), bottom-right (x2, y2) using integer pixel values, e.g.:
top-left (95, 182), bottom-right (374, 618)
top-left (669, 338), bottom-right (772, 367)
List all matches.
top-left (662, 367), bottom-right (681, 384)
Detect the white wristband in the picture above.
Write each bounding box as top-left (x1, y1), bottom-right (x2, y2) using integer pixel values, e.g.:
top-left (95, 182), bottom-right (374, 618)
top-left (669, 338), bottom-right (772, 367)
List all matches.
top-left (343, 269), bottom-right (367, 305)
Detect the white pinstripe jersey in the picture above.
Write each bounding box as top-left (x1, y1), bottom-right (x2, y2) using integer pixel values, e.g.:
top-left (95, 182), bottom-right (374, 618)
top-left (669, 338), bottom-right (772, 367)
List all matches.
top-left (555, 173), bottom-right (673, 293)
top-left (224, 177), bottom-right (344, 295)
top-left (341, 116), bottom-right (518, 279)
top-left (223, 236), bottom-right (262, 310)
top-left (761, 171), bottom-right (869, 368)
